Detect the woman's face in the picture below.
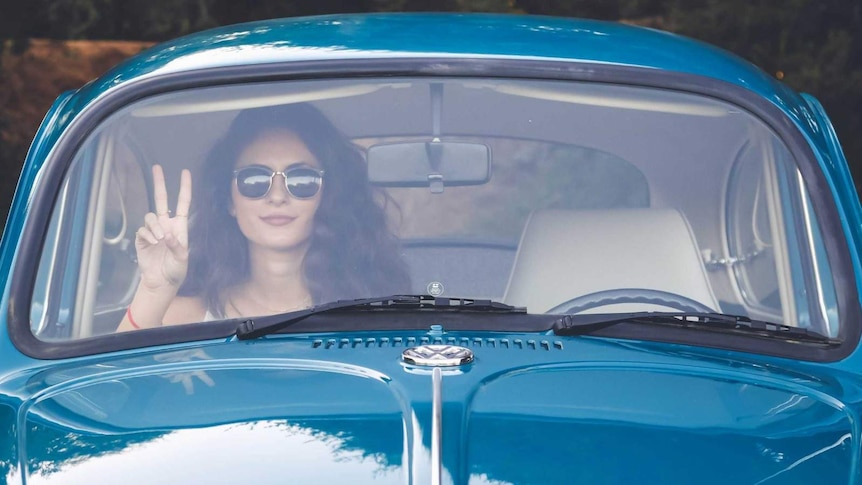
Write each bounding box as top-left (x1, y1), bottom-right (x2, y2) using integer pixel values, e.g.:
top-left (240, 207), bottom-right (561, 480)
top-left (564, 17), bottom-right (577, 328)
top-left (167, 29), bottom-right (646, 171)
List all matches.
top-left (230, 129), bottom-right (323, 253)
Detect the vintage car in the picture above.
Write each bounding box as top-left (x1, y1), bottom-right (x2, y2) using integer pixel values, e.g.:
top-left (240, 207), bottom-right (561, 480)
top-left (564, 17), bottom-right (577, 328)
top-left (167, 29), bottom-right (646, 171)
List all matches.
top-left (1, 12), bottom-right (860, 485)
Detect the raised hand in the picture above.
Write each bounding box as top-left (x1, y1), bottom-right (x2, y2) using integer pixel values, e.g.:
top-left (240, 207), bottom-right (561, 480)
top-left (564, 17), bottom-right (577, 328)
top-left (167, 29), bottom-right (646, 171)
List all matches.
top-left (135, 165), bottom-right (192, 292)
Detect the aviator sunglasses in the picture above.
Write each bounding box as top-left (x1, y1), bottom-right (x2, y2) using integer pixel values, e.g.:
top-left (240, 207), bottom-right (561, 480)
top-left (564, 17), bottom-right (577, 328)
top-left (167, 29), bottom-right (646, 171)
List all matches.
top-left (233, 165), bottom-right (325, 200)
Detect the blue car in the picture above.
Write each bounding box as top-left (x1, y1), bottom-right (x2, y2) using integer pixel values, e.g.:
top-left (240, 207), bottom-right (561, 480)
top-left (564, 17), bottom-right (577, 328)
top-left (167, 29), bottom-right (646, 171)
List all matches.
top-left (2, 13), bottom-right (860, 485)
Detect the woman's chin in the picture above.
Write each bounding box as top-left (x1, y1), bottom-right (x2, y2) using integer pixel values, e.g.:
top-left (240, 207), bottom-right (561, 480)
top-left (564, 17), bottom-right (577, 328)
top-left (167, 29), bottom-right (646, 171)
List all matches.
top-left (250, 235), bottom-right (312, 254)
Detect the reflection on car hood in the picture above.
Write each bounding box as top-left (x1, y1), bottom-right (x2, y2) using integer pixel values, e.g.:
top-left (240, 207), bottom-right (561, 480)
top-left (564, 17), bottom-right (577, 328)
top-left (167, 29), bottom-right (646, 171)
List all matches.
top-left (5, 332), bottom-right (857, 485)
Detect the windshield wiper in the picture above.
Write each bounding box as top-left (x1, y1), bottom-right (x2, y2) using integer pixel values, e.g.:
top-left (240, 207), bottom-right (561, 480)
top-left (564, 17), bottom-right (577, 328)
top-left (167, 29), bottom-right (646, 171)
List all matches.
top-left (235, 294), bottom-right (526, 340)
top-left (552, 312), bottom-right (840, 344)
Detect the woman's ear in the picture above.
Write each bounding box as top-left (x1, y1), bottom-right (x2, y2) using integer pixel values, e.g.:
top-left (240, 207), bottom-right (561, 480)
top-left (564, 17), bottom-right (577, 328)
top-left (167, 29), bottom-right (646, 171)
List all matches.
top-left (228, 204), bottom-right (236, 217)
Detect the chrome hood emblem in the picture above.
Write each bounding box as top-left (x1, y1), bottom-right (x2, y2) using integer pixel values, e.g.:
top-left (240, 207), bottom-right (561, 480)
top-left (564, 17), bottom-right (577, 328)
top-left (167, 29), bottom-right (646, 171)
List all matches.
top-left (402, 345), bottom-right (474, 367)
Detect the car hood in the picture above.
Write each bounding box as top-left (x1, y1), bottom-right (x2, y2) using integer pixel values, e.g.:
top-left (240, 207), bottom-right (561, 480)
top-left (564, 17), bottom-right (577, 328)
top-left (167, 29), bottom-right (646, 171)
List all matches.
top-left (6, 332), bottom-right (856, 485)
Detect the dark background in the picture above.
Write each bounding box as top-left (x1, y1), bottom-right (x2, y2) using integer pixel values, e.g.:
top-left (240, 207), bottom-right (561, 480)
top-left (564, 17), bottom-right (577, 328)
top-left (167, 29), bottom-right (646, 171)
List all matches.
top-left (1, 0), bottom-right (861, 227)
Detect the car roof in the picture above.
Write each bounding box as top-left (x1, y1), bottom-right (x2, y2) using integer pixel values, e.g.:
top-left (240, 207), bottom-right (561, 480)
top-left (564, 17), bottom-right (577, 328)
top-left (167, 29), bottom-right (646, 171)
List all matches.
top-left (42, 14), bottom-right (829, 208)
top-left (77, 13), bottom-right (792, 101)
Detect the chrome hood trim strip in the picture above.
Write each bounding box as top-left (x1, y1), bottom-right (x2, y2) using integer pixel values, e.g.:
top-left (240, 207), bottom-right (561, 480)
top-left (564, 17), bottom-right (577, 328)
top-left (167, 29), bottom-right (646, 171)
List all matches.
top-left (431, 366), bottom-right (443, 485)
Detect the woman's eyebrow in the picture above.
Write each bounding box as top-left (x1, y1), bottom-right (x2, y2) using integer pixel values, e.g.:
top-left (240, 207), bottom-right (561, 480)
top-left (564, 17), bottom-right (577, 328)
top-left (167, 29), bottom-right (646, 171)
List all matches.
top-left (286, 161), bottom-right (318, 169)
top-left (238, 161), bottom-right (317, 169)
top-left (235, 161), bottom-right (269, 168)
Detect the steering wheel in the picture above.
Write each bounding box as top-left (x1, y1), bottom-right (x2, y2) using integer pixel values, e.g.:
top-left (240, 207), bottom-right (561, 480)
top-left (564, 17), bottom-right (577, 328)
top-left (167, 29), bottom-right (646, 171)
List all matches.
top-left (547, 288), bottom-right (715, 314)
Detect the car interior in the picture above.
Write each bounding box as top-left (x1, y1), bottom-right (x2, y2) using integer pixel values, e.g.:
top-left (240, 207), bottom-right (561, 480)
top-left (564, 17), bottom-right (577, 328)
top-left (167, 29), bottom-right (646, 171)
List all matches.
top-left (29, 77), bottom-right (841, 340)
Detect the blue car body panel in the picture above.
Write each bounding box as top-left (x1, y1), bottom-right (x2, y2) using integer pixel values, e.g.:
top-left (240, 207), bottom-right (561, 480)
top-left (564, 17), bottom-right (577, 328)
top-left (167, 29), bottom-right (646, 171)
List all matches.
top-left (8, 332), bottom-right (862, 484)
top-left (2, 13), bottom-right (862, 484)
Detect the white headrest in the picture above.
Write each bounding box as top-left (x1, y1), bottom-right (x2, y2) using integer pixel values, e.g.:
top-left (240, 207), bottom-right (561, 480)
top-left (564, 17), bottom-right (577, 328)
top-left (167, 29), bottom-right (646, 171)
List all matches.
top-left (503, 209), bottom-right (719, 313)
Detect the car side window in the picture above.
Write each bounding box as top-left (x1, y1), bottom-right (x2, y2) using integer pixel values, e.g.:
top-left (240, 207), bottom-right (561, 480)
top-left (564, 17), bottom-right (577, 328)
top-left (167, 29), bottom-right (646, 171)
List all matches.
top-left (725, 143), bottom-right (783, 319)
top-left (31, 129), bottom-right (150, 339)
top-left (91, 138), bottom-right (150, 330)
top-left (725, 139), bottom-right (839, 335)
top-left (31, 147), bottom-right (94, 340)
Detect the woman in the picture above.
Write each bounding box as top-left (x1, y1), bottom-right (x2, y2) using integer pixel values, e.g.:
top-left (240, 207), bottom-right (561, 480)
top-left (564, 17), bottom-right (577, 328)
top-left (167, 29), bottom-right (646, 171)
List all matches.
top-left (118, 103), bottom-right (410, 331)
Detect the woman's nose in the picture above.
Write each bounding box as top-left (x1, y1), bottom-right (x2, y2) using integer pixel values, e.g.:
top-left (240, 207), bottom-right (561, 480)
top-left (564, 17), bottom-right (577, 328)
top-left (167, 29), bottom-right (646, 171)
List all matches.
top-left (265, 173), bottom-right (291, 204)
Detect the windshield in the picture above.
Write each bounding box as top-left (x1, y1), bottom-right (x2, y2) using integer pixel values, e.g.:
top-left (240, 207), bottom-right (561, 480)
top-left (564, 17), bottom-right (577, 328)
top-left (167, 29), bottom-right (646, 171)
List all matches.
top-left (30, 77), bottom-right (841, 341)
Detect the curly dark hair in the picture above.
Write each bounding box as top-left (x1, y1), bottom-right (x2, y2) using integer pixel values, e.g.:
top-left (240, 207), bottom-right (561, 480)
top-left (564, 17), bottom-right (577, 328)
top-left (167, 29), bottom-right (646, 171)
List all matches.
top-left (180, 102), bottom-right (411, 317)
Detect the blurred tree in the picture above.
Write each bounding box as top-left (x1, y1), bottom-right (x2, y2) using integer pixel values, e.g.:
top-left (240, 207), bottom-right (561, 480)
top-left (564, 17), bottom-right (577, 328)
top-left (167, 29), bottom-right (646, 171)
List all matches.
top-left (0, 0), bottom-right (35, 53)
top-left (515, 0), bottom-right (624, 19)
top-left (455, 0), bottom-right (512, 12)
top-left (14, 0), bottom-right (220, 41)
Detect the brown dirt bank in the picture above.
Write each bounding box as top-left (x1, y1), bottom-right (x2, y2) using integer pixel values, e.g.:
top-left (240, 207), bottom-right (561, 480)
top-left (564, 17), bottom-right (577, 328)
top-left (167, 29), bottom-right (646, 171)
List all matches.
top-left (1, 39), bottom-right (152, 150)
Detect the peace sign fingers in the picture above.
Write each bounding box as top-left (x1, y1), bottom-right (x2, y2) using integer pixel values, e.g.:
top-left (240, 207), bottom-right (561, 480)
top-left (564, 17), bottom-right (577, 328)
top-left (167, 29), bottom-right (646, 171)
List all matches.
top-left (151, 163), bottom-right (192, 213)
top-left (176, 169), bottom-right (192, 217)
top-left (136, 165), bottom-right (193, 291)
top-left (175, 169), bottom-right (192, 246)
top-left (152, 164), bottom-right (171, 220)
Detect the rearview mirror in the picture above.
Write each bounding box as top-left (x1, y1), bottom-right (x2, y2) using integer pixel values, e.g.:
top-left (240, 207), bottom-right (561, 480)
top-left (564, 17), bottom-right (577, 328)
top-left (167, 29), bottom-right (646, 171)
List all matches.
top-left (367, 141), bottom-right (490, 192)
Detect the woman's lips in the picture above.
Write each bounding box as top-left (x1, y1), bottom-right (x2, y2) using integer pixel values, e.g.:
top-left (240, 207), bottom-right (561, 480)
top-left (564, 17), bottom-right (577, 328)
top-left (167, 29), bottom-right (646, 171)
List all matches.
top-left (260, 215), bottom-right (296, 226)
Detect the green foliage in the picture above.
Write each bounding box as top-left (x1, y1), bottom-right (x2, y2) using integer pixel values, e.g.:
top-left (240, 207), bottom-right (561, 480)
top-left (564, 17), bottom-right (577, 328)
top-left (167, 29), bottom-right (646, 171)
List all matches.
top-left (515, 0), bottom-right (625, 19)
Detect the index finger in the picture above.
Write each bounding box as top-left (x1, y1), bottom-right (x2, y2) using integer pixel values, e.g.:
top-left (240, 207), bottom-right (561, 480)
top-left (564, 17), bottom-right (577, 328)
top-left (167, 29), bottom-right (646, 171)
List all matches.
top-left (152, 165), bottom-right (169, 217)
top-left (176, 169), bottom-right (192, 217)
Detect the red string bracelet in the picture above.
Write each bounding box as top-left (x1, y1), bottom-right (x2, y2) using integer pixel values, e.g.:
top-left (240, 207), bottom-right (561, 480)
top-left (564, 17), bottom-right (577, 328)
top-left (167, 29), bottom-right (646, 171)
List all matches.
top-left (126, 306), bottom-right (141, 329)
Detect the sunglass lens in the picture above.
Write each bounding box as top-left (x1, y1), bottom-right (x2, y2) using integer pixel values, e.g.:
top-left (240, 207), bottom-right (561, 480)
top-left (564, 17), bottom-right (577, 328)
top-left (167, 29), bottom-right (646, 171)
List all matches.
top-left (286, 168), bottom-right (322, 199)
top-left (236, 167), bottom-right (272, 198)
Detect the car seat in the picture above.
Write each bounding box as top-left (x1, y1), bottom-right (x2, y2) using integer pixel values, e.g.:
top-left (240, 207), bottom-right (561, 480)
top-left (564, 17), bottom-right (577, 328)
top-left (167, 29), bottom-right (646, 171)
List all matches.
top-left (503, 208), bottom-right (720, 313)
